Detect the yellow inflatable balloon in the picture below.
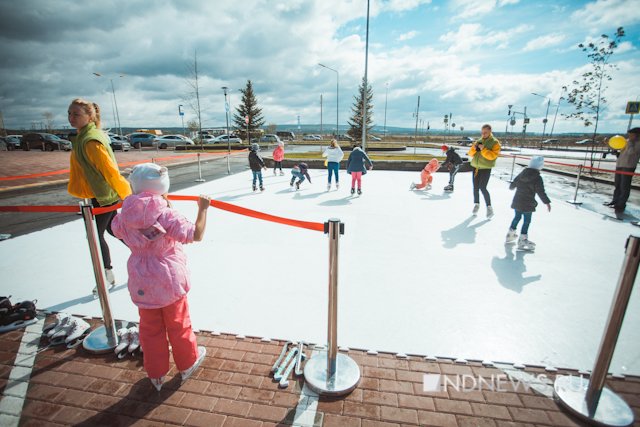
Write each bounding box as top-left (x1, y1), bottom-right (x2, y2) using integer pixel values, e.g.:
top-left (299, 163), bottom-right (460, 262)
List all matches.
top-left (609, 135), bottom-right (627, 150)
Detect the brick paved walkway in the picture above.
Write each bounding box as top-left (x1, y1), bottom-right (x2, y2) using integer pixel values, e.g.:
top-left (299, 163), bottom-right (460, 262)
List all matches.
top-left (1, 315), bottom-right (638, 426)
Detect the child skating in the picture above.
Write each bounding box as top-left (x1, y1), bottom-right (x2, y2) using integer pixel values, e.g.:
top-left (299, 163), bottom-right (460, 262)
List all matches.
top-left (346, 143), bottom-right (373, 195)
top-left (506, 156), bottom-right (551, 251)
top-left (272, 141), bottom-right (285, 176)
top-left (112, 163), bottom-right (210, 391)
top-left (249, 143), bottom-right (267, 191)
top-left (322, 139), bottom-right (344, 190)
top-left (290, 162), bottom-right (312, 190)
top-left (441, 145), bottom-right (463, 192)
top-left (410, 158), bottom-right (440, 190)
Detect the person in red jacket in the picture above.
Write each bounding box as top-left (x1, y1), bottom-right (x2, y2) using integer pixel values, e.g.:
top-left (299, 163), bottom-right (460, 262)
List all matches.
top-left (272, 141), bottom-right (285, 176)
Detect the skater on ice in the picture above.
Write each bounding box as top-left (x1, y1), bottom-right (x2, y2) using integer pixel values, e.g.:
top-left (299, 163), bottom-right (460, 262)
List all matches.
top-left (322, 139), bottom-right (344, 191)
top-left (505, 156), bottom-right (551, 251)
top-left (272, 141), bottom-right (285, 176)
top-left (290, 162), bottom-right (312, 190)
top-left (67, 98), bottom-right (132, 290)
top-left (410, 158), bottom-right (440, 191)
top-left (249, 143), bottom-right (267, 191)
top-left (346, 143), bottom-right (373, 195)
top-left (111, 163), bottom-right (209, 391)
top-left (441, 145), bottom-right (463, 192)
top-left (468, 124), bottom-right (501, 218)
top-left (604, 127), bottom-right (640, 213)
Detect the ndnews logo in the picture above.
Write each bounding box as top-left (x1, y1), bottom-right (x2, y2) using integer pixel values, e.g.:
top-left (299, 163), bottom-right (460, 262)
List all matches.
top-left (423, 373), bottom-right (555, 393)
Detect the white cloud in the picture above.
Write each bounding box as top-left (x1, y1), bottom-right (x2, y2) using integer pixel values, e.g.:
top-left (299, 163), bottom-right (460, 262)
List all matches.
top-left (450, 0), bottom-right (519, 20)
top-left (571, 0), bottom-right (640, 30)
top-left (523, 33), bottom-right (566, 52)
top-left (439, 23), bottom-right (531, 53)
top-left (397, 30), bottom-right (419, 41)
top-left (381, 0), bottom-right (432, 12)
top-left (616, 41), bottom-right (635, 54)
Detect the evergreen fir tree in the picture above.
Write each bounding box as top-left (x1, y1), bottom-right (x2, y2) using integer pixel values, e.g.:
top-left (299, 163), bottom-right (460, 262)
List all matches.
top-left (233, 80), bottom-right (265, 137)
top-left (347, 76), bottom-right (374, 140)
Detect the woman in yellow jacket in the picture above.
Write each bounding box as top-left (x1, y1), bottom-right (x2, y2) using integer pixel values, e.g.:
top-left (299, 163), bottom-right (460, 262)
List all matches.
top-left (67, 98), bottom-right (132, 288)
top-left (467, 124), bottom-right (501, 218)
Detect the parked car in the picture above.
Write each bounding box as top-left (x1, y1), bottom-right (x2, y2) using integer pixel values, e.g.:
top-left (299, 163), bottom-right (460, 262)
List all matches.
top-left (337, 134), bottom-right (354, 142)
top-left (198, 135), bottom-right (216, 144)
top-left (3, 135), bottom-right (22, 150)
top-left (258, 134), bottom-right (283, 144)
top-left (127, 132), bottom-right (157, 149)
top-left (211, 134), bottom-right (242, 144)
top-left (369, 135), bottom-right (382, 141)
top-left (21, 133), bottom-right (72, 151)
top-left (153, 134), bottom-right (195, 149)
top-left (302, 134), bottom-right (320, 141)
top-left (456, 136), bottom-right (474, 146)
top-left (109, 135), bottom-right (131, 151)
top-left (575, 139), bottom-right (593, 144)
top-left (276, 131), bottom-right (295, 141)
top-left (542, 139), bottom-right (559, 144)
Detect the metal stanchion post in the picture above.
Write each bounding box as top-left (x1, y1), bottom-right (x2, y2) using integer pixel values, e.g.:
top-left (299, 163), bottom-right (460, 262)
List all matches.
top-left (509, 155), bottom-right (516, 182)
top-left (195, 153), bottom-right (205, 182)
top-left (79, 199), bottom-right (121, 353)
top-left (554, 235), bottom-right (638, 426)
top-left (567, 165), bottom-right (583, 205)
top-left (304, 219), bottom-right (360, 396)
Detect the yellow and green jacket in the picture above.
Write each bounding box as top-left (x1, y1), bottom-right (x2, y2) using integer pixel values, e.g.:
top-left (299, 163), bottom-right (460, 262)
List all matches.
top-left (467, 134), bottom-right (501, 169)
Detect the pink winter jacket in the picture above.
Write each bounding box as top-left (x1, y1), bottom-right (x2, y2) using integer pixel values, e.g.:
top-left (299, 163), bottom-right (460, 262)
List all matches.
top-left (272, 145), bottom-right (284, 161)
top-left (111, 192), bottom-right (195, 309)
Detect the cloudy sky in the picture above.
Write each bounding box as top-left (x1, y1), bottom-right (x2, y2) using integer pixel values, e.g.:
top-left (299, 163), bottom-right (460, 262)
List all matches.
top-left (0, 0), bottom-right (638, 134)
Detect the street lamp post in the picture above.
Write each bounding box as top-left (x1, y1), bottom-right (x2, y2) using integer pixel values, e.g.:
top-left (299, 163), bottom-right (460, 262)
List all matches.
top-left (360, 0), bottom-right (371, 152)
top-left (549, 88), bottom-right (567, 139)
top-left (93, 72), bottom-right (124, 135)
top-left (222, 86), bottom-right (231, 174)
top-left (178, 105), bottom-right (185, 137)
top-left (320, 94), bottom-right (323, 135)
top-left (318, 63), bottom-right (339, 139)
top-left (383, 82), bottom-right (389, 140)
top-left (532, 93), bottom-right (551, 143)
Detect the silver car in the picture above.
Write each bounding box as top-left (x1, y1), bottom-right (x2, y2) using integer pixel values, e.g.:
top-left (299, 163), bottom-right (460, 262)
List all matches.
top-left (153, 134), bottom-right (195, 149)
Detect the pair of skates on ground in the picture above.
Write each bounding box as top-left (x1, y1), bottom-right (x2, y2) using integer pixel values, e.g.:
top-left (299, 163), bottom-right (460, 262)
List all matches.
top-left (114, 324), bottom-right (142, 358)
top-left (42, 312), bottom-right (92, 348)
top-left (0, 296), bottom-right (38, 333)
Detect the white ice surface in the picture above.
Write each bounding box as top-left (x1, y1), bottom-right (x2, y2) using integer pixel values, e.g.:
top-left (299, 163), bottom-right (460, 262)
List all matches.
top-left (2, 167), bottom-right (639, 375)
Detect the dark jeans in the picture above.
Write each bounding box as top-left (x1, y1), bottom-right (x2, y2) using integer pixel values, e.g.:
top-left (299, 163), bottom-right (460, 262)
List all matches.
top-left (472, 168), bottom-right (492, 206)
top-left (612, 167), bottom-right (635, 209)
top-left (291, 170), bottom-right (305, 184)
top-left (252, 170), bottom-right (263, 186)
top-left (273, 161), bottom-right (282, 172)
top-left (327, 162), bottom-right (340, 183)
top-left (449, 164), bottom-right (460, 185)
top-left (91, 198), bottom-right (118, 270)
top-left (510, 210), bottom-right (532, 235)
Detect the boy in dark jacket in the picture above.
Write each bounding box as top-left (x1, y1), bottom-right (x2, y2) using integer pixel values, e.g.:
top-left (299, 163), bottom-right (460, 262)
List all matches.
top-left (248, 143), bottom-right (267, 191)
top-left (506, 156), bottom-right (551, 251)
top-left (441, 145), bottom-right (463, 192)
top-left (290, 162), bottom-right (312, 190)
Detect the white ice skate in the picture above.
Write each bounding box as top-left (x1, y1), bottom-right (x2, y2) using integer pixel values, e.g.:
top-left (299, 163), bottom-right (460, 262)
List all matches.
top-left (114, 327), bottom-right (132, 359)
top-left (409, 183), bottom-right (416, 190)
top-left (518, 235), bottom-right (536, 251)
top-left (487, 206), bottom-right (494, 219)
top-left (327, 183), bottom-right (331, 191)
top-left (181, 346), bottom-right (207, 383)
top-left (127, 326), bottom-right (141, 356)
top-left (150, 376), bottom-right (164, 392)
top-left (92, 269), bottom-right (116, 297)
top-left (472, 203), bottom-right (480, 215)
top-left (505, 229), bottom-right (518, 243)
top-left (44, 312), bottom-right (72, 337)
top-left (65, 317), bottom-right (91, 348)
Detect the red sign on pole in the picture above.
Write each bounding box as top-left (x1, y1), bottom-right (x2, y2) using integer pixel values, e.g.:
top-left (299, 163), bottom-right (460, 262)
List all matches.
top-left (245, 116), bottom-right (249, 124)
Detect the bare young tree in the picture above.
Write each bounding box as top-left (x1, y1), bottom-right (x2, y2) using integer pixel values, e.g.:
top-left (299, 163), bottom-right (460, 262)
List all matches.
top-left (183, 50), bottom-right (204, 145)
top-left (563, 27), bottom-right (625, 167)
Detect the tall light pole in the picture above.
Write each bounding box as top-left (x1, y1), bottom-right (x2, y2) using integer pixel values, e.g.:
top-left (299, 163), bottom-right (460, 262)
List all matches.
top-left (93, 72), bottom-right (124, 135)
top-left (222, 86), bottom-right (231, 174)
top-left (178, 105), bottom-right (185, 136)
top-left (413, 96), bottom-right (420, 155)
top-left (531, 92), bottom-right (551, 142)
top-left (360, 0), bottom-right (371, 152)
top-left (318, 63), bottom-right (339, 139)
top-left (320, 94), bottom-right (323, 135)
top-left (383, 82), bottom-right (389, 140)
top-left (549, 88), bottom-right (567, 139)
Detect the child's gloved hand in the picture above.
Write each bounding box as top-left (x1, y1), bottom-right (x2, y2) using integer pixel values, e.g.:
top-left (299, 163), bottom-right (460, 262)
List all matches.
top-left (198, 195), bottom-right (211, 210)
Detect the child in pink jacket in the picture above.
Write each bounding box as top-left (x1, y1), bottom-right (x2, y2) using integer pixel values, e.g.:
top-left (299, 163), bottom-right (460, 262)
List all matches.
top-left (112, 163), bottom-right (210, 391)
top-left (410, 158), bottom-right (440, 190)
top-left (272, 141), bottom-right (285, 175)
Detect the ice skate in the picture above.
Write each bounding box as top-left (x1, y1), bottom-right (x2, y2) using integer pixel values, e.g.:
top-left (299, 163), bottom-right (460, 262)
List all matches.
top-left (93, 269), bottom-right (116, 297)
top-left (0, 298), bottom-right (38, 333)
top-left (327, 183), bottom-right (331, 191)
top-left (357, 188), bottom-right (362, 196)
top-left (517, 235), bottom-right (536, 251)
top-left (336, 182), bottom-right (340, 189)
top-left (295, 181), bottom-right (300, 190)
top-left (279, 170), bottom-right (285, 176)
top-left (290, 179), bottom-right (295, 187)
top-left (350, 188), bottom-right (355, 195)
top-left (273, 170), bottom-right (277, 175)
top-left (127, 326), bottom-right (141, 356)
top-left (114, 327), bottom-right (132, 359)
top-left (505, 229), bottom-right (518, 243)
top-left (252, 184), bottom-right (257, 192)
top-left (149, 376), bottom-right (164, 392)
top-left (181, 346), bottom-right (207, 383)
top-left (444, 184), bottom-right (454, 192)
top-left (409, 182), bottom-right (416, 190)
top-left (487, 206), bottom-right (494, 219)
top-left (260, 185), bottom-right (265, 192)
top-left (46, 312), bottom-right (72, 339)
top-left (64, 317), bottom-right (91, 348)
top-left (472, 203), bottom-right (480, 215)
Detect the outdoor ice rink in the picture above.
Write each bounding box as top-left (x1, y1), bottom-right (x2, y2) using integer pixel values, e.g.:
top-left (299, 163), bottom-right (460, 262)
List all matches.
top-left (2, 159), bottom-right (639, 376)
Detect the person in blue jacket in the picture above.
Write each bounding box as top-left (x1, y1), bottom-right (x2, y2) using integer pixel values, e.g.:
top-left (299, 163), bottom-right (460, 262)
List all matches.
top-left (346, 143), bottom-right (373, 195)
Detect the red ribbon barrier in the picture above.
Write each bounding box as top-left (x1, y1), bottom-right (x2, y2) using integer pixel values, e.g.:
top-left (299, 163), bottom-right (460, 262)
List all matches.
top-left (0, 205), bottom-right (80, 213)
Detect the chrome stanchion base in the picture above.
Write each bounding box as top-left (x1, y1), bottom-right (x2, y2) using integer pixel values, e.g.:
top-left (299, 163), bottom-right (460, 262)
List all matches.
top-left (304, 352), bottom-right (360, 396)
top-left (83, 320), bottom-right (124, 354)
top-left (566, 200), bottom-right (583, 205)
top-left (194, 179), bottom-right (205, 182)
top-left (554, 375), bottom-right (634, 427)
